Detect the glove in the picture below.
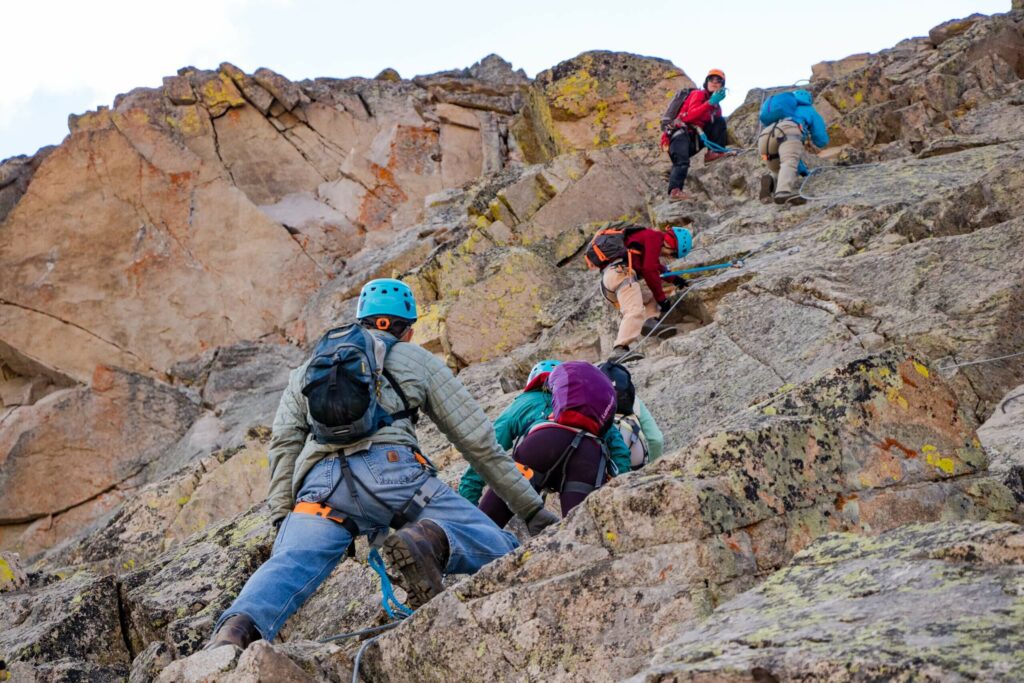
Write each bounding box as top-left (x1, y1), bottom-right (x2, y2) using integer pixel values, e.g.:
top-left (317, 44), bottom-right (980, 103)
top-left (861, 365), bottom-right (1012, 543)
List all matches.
top-left (525, 507), bottom-right (559, 536)
top-left (709, 90), bottom-right (726, 105)
top-left (658, 299), bottom-right (673, 314)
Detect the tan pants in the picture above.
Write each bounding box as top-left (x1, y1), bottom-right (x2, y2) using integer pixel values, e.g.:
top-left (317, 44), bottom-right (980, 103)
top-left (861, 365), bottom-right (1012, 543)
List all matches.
top-left (757, 119), bottom-right (804, 194)
top-left (603, 265), bottom-right (659, 348)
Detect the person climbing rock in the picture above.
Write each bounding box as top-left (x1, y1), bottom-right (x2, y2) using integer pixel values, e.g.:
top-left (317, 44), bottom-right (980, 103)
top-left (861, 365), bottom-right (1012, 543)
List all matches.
top-left (661, 69), bottom-right (733, 200)
top-left (586, 224), bottom-right (691, 362)
top-left (598, 361), bottom-right (665, 469)
top-left (478, 362), bottom-right (618, 525)
top-left (458, 359), bottom-right (634, 505)
top-left (756, 89), bottom-right (829, 206)
top-left (207, 278), bottom-right (558, 650)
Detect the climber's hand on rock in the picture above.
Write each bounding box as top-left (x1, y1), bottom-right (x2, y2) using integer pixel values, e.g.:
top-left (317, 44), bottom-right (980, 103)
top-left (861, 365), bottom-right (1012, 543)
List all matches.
top-left (525, 507), bottom-right (559, 536)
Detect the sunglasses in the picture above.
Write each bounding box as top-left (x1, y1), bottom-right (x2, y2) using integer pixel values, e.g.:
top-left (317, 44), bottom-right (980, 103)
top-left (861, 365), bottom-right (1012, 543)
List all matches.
top-left (708, 76), bottom-right (725, 83)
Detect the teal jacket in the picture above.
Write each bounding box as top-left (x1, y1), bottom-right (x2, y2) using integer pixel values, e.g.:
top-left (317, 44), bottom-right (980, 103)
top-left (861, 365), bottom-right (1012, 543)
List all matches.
top-left (634, 397), bottom-right (664, 461)
top-left (458, 389), bottom-right (633, 505)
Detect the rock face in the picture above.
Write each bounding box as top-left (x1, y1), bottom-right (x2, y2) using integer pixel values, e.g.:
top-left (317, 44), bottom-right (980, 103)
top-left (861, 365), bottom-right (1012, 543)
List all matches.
top-left (366, 350), bottom-right (1017, 683)
top-left (630, 521), bottom-right (1024, 682)
top-left (729, 11), bottom-right (1024, 156)
top-left (2, 8), bottom-right (1024, 683)
top-left (0, 367), bottom-right (198, 529)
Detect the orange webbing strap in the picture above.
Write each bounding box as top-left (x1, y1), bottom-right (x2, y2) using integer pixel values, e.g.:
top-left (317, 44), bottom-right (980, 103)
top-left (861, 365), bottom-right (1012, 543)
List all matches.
top-left (294, 501), bottom-right (347, 525)
top-left (516, 462), bottom-right (535, 480)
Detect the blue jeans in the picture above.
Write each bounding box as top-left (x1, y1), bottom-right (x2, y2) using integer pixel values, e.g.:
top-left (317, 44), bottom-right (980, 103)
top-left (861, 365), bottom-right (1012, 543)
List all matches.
top-left (215, 444), bottom-right (520, 641)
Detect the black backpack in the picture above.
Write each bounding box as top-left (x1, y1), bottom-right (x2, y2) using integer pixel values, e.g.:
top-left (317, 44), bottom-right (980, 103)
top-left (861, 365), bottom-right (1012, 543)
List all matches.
top-left (584, 222), bottom-right (644, 270)
top-left (301, 324), bottom-right (416, 445)
top-left (597, 361), bottom-right (636, 415)
top-left (660, 87), bottom-right (696, 134)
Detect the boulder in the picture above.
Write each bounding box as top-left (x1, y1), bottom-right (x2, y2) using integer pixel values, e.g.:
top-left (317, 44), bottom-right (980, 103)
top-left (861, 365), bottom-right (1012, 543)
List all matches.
top-left (0, 366), bottom-right (198, 528)
top-left (929, 13), bottom-right (987, 46)
top-left (366, 350), bottom-right (1018, 683)
top-left (630, 521), bottom-right (1024, 682)
top-left (0, 572), bottom-right (130, 679)
top-left (526, 51), bottom-right (692, 155)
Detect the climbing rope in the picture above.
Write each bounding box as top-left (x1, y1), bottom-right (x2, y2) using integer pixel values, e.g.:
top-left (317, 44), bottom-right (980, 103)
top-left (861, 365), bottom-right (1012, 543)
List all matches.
top-left (367, 547), bottom-right (414, 620)
top-left (698, 133), bottom-right (746, 156)
top-left (936, 350), bottom-right (1024, 371)
top-left (352, 632), bottom-right (388, 683)
top-left (319, 621), bottom-right (401, 644)
top-left (319, 548), bottom-right (414, 682)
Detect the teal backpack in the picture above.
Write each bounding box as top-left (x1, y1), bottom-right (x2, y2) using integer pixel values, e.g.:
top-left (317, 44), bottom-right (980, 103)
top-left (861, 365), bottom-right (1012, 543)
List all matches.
top-left (759, 91), bottom-right (798, 126)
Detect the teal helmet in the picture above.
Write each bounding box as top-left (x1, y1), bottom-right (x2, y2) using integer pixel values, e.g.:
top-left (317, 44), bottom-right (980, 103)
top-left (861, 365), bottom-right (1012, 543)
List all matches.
top-left (356, 278), bottom-right (418, 322)
top-left (524, 359), bottom-right (561, 391)
top-left (670, 227), bottom-right (692, 259)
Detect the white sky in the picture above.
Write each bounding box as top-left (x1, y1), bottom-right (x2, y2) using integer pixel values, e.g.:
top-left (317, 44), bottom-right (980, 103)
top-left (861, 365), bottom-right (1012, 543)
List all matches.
top-left (1, 0), bottom-right (1010, 160)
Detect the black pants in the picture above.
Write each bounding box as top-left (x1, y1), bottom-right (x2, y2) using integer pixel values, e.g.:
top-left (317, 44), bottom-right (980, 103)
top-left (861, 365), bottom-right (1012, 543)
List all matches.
top-left (667, 117), bottom-right (728, 192)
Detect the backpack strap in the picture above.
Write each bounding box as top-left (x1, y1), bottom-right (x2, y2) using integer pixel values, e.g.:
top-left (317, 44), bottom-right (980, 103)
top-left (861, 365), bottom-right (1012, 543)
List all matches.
top-left (382, 367), bottom-right (419, 425)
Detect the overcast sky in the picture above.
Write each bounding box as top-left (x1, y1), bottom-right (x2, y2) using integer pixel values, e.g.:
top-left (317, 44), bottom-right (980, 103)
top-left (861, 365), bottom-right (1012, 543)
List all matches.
top-left (1, 0), bottom-right (1010, 161)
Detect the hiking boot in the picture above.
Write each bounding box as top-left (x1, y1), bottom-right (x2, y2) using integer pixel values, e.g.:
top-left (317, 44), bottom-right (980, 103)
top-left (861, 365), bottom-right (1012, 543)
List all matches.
top-left (641, 318), bottom-right (660, 336)
top-left (773, 191), bottom-right (807, 206)
top-left (610, 345), bottom-right (643, 363)
top-left (668, 188), bottom-right (691, 202)
top-left (207, 613), bottom-right (260, 650)
top-left (704, 151), bottom-right (728, 163)
top-left (655, 326), bottom-right (679, 340)
top-left (758, 174), bottom-right (775, 204)
top-left (382, 519), bottom-right (449, 609)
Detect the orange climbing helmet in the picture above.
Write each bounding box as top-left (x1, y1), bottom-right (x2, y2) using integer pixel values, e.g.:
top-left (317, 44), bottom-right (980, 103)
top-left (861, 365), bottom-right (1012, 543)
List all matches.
top-left (704, 69), bottom-right (726, 89)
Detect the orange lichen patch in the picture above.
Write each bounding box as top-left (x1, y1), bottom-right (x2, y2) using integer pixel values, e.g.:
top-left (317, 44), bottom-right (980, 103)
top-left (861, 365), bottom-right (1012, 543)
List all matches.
top-left (878, 437), bottom-right (918, 459)
top-left (835, 492), bottom-right (859, 511)
top-left (91, 365), bottom-right (118, 392)
top-left (390, 126), bottom-right (440, 175)
top-left (169, 171), bottom-right (193, 189)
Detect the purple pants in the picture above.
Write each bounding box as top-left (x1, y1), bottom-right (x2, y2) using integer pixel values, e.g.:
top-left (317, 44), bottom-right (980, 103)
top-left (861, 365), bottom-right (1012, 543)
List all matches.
top-left (479, 424), bottom-right (607, 527)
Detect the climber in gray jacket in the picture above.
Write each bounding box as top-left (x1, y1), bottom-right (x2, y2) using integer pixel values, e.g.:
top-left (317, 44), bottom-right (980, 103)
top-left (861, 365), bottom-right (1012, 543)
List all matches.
top-left (208, 278), bottom-right (557, 650)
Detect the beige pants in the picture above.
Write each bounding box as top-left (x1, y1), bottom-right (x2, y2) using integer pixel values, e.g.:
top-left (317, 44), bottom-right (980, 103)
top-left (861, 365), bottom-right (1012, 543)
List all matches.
top-left (603, 265), bottom-right (659, 348)
top-left (757, 119), bottom-right (804, 194)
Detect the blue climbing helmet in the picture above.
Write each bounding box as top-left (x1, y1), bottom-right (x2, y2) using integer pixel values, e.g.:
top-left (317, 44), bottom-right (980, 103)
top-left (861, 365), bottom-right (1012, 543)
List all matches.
top-left (669, 227), bottom-right (692, 259)
top-left (524, 359), bottom-right (561, 392)
top-left (356, 278), bottom-right (418, 322)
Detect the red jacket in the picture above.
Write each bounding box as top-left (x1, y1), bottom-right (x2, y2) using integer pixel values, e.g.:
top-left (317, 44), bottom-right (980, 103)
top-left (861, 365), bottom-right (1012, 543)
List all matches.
top-left (625, 229), bottom-right (669, 303)
top-left (674, 89), bottom-right (721, 130)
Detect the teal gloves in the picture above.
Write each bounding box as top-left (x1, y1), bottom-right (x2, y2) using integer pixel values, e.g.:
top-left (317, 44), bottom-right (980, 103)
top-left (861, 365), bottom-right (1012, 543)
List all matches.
top-left (709, 90), bottom-right (726, 105)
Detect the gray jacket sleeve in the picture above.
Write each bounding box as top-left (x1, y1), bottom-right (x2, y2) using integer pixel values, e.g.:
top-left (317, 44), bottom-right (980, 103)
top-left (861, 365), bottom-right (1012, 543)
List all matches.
top-left (388, 344), bottom-right (544, 520)
top-left (267, 365), bottom-right (310, 522)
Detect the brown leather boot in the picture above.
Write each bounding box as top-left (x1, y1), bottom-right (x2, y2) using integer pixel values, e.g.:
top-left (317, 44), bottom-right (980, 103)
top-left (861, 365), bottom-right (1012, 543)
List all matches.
top-left (382, 519), bottom-right (449, 608)
top-left (207, 613), bottom-right (260, 650)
